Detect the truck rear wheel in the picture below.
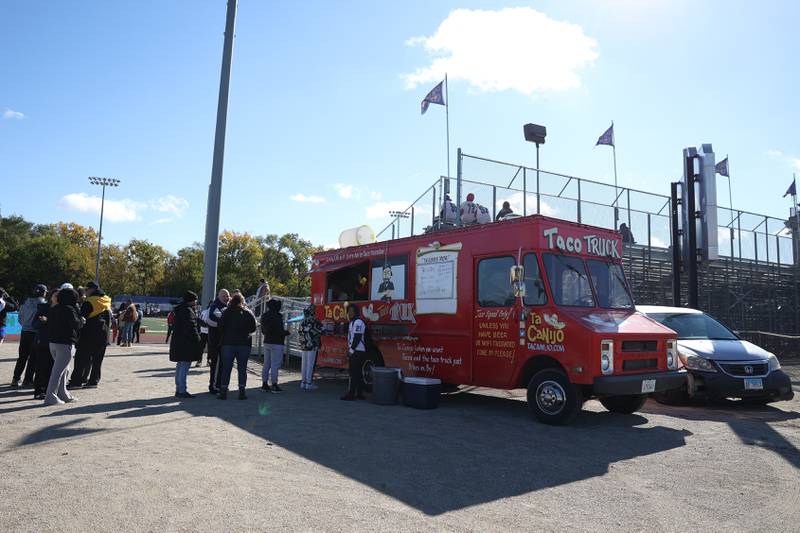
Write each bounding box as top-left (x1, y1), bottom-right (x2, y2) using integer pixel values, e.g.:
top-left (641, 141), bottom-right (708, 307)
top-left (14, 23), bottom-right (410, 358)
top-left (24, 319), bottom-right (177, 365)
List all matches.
top-left (599, 394), bottom-right (647, 414)
top-left (527, 369), bottom-right (582, 425)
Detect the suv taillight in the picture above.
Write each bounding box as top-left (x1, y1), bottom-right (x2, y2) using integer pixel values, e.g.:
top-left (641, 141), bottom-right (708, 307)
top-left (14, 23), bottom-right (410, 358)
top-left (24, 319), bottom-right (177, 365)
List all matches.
top-left (666, 339), bottom-right (678, 370)
top-left (601, 339), bottom-right (614, 375)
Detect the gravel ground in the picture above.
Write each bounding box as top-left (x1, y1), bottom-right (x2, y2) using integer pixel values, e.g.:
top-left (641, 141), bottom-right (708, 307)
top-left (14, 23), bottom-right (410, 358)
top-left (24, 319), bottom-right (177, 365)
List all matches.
top-left (0, 342), bottom-right (798, 532)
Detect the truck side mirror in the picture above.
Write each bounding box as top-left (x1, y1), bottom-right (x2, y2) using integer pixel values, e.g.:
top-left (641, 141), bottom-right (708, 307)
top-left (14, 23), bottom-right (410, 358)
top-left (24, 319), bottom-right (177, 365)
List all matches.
top-left (510, 266), bottom-right (526, 298)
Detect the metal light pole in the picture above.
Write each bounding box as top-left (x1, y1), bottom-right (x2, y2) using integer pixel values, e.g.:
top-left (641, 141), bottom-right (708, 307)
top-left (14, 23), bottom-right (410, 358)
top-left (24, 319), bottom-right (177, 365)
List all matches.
top-left (522, 124), bottom-right (546, 216)
top-left (201, 0), bottom-right (238, 307)
top-left (88, 177), bottom-right (121, 285)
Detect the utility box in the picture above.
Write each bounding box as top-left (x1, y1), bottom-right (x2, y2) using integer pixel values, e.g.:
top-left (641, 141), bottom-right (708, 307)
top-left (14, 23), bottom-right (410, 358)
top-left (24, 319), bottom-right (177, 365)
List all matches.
top-left (681, 144), bottom-right (719, 263)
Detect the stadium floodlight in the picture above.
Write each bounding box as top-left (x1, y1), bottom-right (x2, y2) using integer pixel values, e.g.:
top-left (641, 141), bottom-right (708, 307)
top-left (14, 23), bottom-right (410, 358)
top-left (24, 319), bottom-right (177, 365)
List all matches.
top-left (88, 176), bottom-right (122, 284)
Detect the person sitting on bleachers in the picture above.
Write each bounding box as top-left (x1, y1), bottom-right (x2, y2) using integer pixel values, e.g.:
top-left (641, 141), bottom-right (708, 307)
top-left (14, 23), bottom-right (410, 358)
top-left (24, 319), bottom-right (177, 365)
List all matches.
top-left (440, 195), bottom-right (458, 225)
top-left (460, 193), bottom-right (478, 225)
top-left (476, 204), bottom-right (491, 224)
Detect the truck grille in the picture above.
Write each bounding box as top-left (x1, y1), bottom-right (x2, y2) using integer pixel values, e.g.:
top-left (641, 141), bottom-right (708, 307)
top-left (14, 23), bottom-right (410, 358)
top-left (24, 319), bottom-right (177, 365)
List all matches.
top-left (623, 358), bottom-right (658, 371)
top-left (719, 362), bottom-right (769, 377)
top-left (621, 340), bottom-right (658, 352)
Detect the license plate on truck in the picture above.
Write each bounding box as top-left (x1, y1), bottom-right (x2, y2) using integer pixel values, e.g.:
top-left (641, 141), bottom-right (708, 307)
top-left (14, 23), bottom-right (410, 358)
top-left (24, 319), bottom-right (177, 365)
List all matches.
top-left (744, 378), bottom-right (763, 390)
top-left (641, 379), bottom-right (656, 393)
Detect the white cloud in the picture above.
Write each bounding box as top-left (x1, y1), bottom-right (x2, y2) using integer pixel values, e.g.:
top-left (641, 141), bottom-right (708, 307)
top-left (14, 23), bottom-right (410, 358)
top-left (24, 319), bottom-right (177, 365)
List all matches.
top-left (650, 236), bottom-right (668, 248)
top-left (366, 200), bottom-right (412, 220)
top-left (290, 193), bottom-right (326, 204)
top-left (793, 158), bottom-right (800, 172)
top-left (404, 7), bottom-right (598, 95)
top-left (334, 183), bottom-right (360, 200)
top-left (369, 190), bottom-right (383, 201)
top-left (3, 108), bottom-right (24, 120)
top-left (59, 193), bottom-right (189, 223)
top-left (766, 149), bottom-right (783, 158)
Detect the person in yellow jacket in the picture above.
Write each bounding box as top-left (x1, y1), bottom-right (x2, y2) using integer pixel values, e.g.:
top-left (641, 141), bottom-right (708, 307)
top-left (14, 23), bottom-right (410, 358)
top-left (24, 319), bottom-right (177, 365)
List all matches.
top-left (68, 281), bottom-right (112, 389)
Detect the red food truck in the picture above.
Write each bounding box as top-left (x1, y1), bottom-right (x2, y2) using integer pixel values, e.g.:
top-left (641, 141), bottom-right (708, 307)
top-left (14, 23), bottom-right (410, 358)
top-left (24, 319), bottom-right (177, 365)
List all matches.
top-left (310, 215), bottom-right (685, 424)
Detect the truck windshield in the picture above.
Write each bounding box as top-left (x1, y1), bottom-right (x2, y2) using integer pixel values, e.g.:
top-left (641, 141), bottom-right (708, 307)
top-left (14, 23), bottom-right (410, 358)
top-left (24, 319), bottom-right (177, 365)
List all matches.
top-left (647, 313), bottom-right (738, 340)
top-left (587, 260), bottom-right (634, 309)
top-left (542, 253), bottom-right (595, 307)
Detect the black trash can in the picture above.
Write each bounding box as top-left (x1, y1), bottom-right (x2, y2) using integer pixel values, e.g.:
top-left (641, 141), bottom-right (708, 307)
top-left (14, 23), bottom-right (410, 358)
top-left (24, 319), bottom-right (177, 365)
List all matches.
top-left (372, 367), bottom-right (402, 405)
top-left (402, 377), bottom-right (442, 409)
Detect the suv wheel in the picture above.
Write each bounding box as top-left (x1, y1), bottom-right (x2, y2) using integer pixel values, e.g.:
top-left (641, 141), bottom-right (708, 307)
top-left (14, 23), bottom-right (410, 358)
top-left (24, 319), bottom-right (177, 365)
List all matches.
top-left (527, 369), bottom-right (582, 425)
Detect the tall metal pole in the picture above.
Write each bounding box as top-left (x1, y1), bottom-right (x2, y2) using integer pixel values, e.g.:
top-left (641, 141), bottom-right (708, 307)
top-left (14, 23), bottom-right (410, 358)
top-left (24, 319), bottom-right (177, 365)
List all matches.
top-left (445, 73), bottom-right (451, 179)
top-left (202, 0), bottom-right (238, 307)
top-left (95, 184), bottom-right (106, 283)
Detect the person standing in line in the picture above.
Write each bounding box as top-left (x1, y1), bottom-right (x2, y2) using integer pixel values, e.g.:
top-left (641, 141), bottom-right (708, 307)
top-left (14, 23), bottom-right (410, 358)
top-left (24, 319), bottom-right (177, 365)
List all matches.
top-left (197, 301), bottom-right (211, 367)
top-left (32, 289), bottom-right (58, 400)
top-left (170, 291), bottom-right (202, 399)
top-left (260, 299), bottom-right (289, 393)
top-left (118, 300), bottom-right (136, 347)
top-left (44, 287), bottom-right (82, 406)
top-left (165, 308), bottom-right (175, 343)
top-left (115, 302), bottom-right (126, 345)
top-left (299, 304), bottom-right (323, 390)
top-left (133, 304), bottom-right (143, 343)
top-left (341, 304), bottom-right (367, 401)
top-left (12, 284), bottom-right (47, 387)
top-left (217, 293), bottom-right (256, 400)
top-left (0, 288), bottom-right (19, 345)
top-left (205, 289), bottom-right (230, 394)
top-left (69, 281), bottom-right (112, 389)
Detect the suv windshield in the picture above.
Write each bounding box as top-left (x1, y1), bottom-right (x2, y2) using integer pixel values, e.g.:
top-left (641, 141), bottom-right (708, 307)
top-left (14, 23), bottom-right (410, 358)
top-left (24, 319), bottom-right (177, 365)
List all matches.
top-left (542, 253), bottom-right (594, 307)
top-left (587, 260), bottom-right (634, 309)
top-left (647, 312), bottom-right (738, 340)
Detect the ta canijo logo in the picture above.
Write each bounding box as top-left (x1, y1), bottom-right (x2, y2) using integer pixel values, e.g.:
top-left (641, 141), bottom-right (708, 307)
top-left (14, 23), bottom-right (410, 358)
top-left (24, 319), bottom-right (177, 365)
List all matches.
top-left (543, 227), bottom-right (620, 259)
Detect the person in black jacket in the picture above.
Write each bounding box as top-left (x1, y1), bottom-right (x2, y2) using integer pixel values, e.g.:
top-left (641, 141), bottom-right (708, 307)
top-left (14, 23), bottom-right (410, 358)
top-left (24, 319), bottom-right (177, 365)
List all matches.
top-left (0, 287), bottom-right (19, 345)
top-left (44, 287), bottom-right (82, 405)
top-left (217, 293), bottom-right (256, 400)
top-left (169, 291), bottom-right (202, 398)
top-left (32, 289), bottom-right (58, 400)
top-left (260, 299), bottom-right (289, 393)
top-left (205, 289), bottom-right (230, 394)
top-left (69, 281), bottom-right (112, 389)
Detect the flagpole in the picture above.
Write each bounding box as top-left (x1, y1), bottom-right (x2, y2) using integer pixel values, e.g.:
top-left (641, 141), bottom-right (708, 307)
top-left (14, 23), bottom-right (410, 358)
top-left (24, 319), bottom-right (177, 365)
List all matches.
top-left (794, 173), bottom-right (799, 265)
top-left (611, 121), bottom-right (618, 228)
top-left (445, 73), bottom-right (451, 179)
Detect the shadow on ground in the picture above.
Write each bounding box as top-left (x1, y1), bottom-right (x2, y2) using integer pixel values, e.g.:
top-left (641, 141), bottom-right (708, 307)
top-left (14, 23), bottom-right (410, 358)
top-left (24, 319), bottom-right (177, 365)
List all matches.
top-left (23, 365), bottom-right (691, 516)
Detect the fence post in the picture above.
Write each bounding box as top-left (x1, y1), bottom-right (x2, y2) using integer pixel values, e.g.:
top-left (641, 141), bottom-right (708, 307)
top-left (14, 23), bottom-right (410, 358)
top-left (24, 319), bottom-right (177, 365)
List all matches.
top-left (492, 185), bottom-right (497, 220)
top-left (764, 217), bottom-right (769, 264)
top-left (411, 206), bottom-right (415, 236)
top-left (432, 185), bottom-right (437, 228)
top-left (627, 189), bottom-right (632, 229)
top-left (456, 148), bottom-right (463, 227)
top-left (391, 223), bottom-right (395, 240)
top-left (523, 167), bottom-right (527, 216)
top-left (737, 212), bottom-right (742, 260)
top-left (577, 179), bottom-right (582, 224)
top-left (536, 168), bottom-right (540, 215)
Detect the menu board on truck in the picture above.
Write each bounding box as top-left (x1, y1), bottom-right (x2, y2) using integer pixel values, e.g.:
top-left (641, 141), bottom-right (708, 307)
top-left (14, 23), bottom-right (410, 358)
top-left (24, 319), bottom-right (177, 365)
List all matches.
top-left (415, 242), bottom-right (462, 315)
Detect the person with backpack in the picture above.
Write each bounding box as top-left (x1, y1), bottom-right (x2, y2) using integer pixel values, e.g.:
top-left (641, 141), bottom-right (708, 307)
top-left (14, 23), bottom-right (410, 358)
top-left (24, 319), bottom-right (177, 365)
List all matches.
top-left (169, 291), bottom-right (202, 398)
top-left (299, 304), bottom-right (323, 390)
top-left (119, 300), bottom-right (137, 347)
top-left (341, 304), bottom-right (368, 401)
top-left (12, 284), bottom-right (47, 387)
top-left (44, 286), bottom-right (82, 406)
top-left (205, 289), bottom-right (230, 394)
top-left (260, 299), bottom-right (289, 393)
top-left (217, 293), bottom-right (256, 400)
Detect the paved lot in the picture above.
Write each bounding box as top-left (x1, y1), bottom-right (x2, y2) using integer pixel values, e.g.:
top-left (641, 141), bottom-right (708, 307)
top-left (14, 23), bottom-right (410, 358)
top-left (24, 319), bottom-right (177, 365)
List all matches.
top-left (0, 342), bottom-right (798, 532)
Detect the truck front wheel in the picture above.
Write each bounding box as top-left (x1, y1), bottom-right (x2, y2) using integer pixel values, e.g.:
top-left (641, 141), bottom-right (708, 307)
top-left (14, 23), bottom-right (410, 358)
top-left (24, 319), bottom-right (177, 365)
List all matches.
top-left (599, 394), bottom-right (647, 414)
top-left (527, 369), bottom-right (582, 425)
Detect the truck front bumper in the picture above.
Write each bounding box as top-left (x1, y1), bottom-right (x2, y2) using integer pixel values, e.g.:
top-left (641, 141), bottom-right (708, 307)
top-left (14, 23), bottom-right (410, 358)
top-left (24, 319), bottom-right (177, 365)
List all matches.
top-left (592, 370), bottom-right (687, 397)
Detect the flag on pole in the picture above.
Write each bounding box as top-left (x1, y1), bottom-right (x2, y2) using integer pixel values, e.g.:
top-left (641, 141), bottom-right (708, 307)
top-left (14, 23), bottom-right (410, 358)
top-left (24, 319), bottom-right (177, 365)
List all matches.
top-left (715, 157), bottom-right (729, 177)
top-left (784, 179), bottom-right (797, 198)
top-left (595, 124), bottom-right (614, 147)
top-left (421, 80), bottom-right (446, 115)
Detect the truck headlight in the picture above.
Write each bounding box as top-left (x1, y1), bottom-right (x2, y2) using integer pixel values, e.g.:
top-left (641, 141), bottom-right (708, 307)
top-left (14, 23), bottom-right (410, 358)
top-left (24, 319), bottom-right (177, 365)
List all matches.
top-left (666, 339), bottom-right (678, 370)
top-left (768, 354), bottom-right (781, 371)
top-left (678, 353), bottom-right (717, 373)
top-left (601, 339), bottom-right (614, 375)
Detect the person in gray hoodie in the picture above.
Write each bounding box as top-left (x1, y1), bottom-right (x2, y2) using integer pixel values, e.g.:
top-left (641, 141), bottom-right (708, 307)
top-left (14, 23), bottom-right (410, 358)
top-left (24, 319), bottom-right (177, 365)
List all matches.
top-left (12, 284), bottom-right (47, 387)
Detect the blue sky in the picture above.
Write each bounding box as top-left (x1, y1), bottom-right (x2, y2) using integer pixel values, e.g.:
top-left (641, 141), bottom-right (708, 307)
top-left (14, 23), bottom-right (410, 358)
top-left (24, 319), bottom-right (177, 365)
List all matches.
top-left (2, 0), bottom-right (799, 251)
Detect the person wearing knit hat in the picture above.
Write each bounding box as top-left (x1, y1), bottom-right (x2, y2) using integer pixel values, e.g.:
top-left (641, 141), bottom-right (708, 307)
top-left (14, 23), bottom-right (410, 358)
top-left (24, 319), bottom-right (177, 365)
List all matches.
top-left (169, 290), bottom-right (202, 398)
top-left (68, 281), bottom-right (112, 389)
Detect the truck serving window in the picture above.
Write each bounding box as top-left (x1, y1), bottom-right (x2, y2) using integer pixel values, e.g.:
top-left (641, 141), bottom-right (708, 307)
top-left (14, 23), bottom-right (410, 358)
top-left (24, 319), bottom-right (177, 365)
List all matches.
top-left (326, 262), bottom-right (369, 302)
top-left (542, 253), bottom-right (594, 307)
top-left (523, 254), bottom-right (547, 306)
top-left (478, 256), bottom-right (516, 307)
top-left (587, 260), bottom-right (633, 309)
